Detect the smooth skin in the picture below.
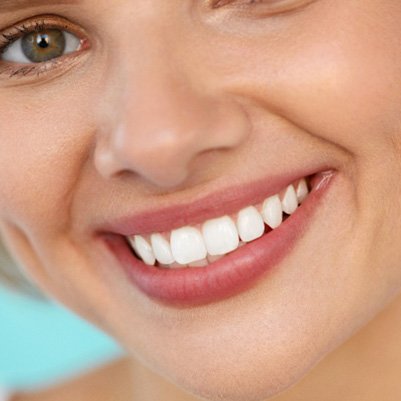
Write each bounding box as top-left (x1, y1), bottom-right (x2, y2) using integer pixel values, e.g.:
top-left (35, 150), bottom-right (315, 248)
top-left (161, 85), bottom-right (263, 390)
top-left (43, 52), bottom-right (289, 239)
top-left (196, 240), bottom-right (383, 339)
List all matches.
top-left (2, 1), bottom-right (401, 400)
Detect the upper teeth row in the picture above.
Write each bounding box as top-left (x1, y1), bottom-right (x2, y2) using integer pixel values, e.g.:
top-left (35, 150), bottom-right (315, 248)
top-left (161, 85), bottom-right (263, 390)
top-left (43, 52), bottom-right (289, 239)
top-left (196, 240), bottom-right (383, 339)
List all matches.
top-left (127, 178), bottom-right (309, 268)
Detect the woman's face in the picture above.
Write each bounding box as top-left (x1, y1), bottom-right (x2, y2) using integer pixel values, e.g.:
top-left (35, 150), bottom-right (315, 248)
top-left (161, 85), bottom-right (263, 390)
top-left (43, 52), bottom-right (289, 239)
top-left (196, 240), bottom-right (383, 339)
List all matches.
top-left (1, 1), bottom-right (401, 400)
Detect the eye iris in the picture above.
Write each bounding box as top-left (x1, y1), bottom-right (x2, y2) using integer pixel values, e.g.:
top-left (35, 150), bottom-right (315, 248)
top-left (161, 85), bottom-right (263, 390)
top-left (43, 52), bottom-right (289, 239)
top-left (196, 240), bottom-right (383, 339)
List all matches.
top-left (21, 29), bottom-right (66, 63)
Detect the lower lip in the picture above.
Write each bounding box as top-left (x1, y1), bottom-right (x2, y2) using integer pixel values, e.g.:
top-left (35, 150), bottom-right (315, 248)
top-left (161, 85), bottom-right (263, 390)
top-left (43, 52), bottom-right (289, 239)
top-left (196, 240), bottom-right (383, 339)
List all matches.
top-left (103, 171), bottom-right (336, 308)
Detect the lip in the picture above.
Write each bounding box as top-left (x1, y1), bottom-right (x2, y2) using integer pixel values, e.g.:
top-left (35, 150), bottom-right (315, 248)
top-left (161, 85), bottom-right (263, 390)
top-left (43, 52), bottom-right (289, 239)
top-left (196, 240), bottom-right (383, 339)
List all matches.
top-left (101, 169), bottom-right (336, 307)
top-left (98, 165), bottom-right (331, 236)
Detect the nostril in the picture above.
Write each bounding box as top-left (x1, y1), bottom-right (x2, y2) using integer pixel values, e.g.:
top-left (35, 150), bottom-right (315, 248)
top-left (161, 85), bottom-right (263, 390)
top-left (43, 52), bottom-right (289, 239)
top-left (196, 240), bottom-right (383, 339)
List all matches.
top-left (94, 94), bottom-right (250, 187)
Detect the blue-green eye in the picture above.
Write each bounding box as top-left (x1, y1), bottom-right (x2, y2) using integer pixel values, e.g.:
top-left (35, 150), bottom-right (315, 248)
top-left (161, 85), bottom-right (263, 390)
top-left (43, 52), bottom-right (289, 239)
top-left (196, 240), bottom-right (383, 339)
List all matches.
top-left (1, 28), bottom-right (81, 64)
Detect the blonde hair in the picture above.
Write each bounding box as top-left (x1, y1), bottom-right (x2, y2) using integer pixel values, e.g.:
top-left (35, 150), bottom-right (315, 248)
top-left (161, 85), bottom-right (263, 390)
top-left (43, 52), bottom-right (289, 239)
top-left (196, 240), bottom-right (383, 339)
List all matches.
top-left (0, 239), bottom-right (45, 299)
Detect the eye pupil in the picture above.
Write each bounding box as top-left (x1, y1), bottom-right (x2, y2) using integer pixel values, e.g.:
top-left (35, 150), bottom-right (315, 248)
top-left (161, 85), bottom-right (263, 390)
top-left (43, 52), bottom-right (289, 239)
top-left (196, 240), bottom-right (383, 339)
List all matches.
top-left (36, 34), bottom-right (50, 49)
top-left (21, 29), bottom-right (66, 63)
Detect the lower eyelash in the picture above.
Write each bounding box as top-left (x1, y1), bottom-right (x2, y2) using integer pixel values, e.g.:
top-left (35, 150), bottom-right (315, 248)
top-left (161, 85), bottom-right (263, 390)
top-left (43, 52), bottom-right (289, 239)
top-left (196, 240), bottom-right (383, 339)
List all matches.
top-left (0, 51), bottom-right (83, 80)
top-left (1, 64), bottom-right (44, 78)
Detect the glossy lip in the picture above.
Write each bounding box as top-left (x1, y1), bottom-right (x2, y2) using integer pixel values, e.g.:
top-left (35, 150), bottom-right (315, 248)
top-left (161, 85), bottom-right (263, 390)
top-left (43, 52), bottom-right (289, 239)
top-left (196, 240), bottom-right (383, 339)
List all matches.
top-left (98, 164), bottom-right (331, 237)
top-left (101, 170), bottom-right (336, 308)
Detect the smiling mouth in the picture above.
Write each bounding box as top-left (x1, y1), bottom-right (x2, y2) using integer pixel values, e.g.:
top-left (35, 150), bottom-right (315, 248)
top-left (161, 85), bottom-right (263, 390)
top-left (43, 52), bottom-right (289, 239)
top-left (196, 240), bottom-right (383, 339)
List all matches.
top-left (102, 169), bottom-right (336, 307)
top-left (126, 178), bottom-right (310, 268)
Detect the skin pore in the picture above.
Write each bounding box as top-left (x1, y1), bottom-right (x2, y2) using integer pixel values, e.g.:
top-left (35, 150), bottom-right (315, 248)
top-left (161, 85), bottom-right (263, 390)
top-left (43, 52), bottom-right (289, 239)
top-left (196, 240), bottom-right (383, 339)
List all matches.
top-left (1, 0), bottom-right (401, 400)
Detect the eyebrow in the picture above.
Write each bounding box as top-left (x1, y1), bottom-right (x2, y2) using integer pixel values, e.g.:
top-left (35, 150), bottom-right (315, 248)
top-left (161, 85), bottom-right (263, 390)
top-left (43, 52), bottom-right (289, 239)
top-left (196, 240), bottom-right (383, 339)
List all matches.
top-left (0, 0), bottom-right (82, 13)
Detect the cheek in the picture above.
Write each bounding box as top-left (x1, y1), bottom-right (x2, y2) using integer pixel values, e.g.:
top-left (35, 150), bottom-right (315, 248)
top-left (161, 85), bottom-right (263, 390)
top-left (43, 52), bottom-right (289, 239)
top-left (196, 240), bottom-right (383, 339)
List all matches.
top-left (0, 87), bottom-right (94, 235)
top-left (275, 26), bottom-right (401, 157)
top-left (0, 84), bottom-right (118, 326)
top-left (213, 1), bottom-right (401, 157)
top-left (0, 90), bottom-right (104, 321)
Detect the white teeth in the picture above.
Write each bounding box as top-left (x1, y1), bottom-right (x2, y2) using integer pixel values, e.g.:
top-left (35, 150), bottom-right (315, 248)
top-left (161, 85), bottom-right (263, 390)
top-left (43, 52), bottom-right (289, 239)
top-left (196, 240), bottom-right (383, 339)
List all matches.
top-left (127, 177), bottom-right (311, 267)
top-left (296, 178), bottom-right (309, 204)
top-left (280, 185), bottom-right (298, 215)
top-left (202, 216), bottom-right (239, 256)
top-left (237, 206), bottom-right (265, 242)
top-left (262, 195), bottom-right (283, 229)
top-left (150, 233), bottom-right (175, 265)
top-left (130, 235), bottom-right (155, 266)
top-left (170, 226), bottom-right (207, 265)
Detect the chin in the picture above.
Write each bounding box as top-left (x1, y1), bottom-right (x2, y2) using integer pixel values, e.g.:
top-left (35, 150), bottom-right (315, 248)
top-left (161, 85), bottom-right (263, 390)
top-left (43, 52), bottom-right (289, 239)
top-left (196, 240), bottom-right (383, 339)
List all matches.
top-left (161, 353), bottom-right (318, 401)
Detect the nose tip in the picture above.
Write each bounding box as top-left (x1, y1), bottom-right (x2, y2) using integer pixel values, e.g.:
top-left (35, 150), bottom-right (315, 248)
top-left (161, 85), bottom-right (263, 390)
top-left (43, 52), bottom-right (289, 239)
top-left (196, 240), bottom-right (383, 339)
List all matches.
top-left (93, 37), bottom-right (251, 189)
top-left (94, 94), bottom-right (250, 189)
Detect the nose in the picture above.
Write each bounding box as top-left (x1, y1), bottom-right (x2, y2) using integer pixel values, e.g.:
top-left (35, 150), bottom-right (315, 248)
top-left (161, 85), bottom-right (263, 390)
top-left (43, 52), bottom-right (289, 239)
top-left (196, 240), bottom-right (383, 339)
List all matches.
top-left (94, 45), bottom-right (249, 189)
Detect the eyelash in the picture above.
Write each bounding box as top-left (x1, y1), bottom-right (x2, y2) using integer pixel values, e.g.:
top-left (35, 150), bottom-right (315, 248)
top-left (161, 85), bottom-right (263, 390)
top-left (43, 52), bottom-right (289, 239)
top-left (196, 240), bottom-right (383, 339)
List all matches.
top-left (209, 0), bottom-right (315, 15)
top-left (0, 15), bottom-right (89, 79)
top-left (211, 0), bottom-right (259, 7)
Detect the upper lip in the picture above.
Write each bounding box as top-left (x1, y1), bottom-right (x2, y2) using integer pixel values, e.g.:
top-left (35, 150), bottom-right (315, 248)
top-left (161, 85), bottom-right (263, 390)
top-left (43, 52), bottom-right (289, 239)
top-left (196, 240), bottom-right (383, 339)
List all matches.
top-left (96, 165), bottom-right (331, 237)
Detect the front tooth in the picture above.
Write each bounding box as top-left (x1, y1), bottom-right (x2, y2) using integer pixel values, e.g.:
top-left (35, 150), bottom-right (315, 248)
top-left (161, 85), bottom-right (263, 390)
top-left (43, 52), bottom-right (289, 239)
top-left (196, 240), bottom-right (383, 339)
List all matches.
top-left (150, 233), bottom-right (175, 265)
top-left (202, 216), bottom-right (239, 256)
top-left (262, 194), bottom-right (283, 229)
top-left (131, 235), bottom-right (155, 266)
top-left (280, 184), bottom-right (298, 215)
top-left (170, 227), bottom-right (207, 264)
top-left (296, 178), bottom-right (309, 204)
top-left (236, 206), bottom-right (265, 242)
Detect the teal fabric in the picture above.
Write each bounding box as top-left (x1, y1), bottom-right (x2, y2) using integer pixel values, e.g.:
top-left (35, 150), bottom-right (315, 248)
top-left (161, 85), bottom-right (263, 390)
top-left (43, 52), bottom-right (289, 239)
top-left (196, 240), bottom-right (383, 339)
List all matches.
top-left (0, 286), bottom-right (122, 390)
